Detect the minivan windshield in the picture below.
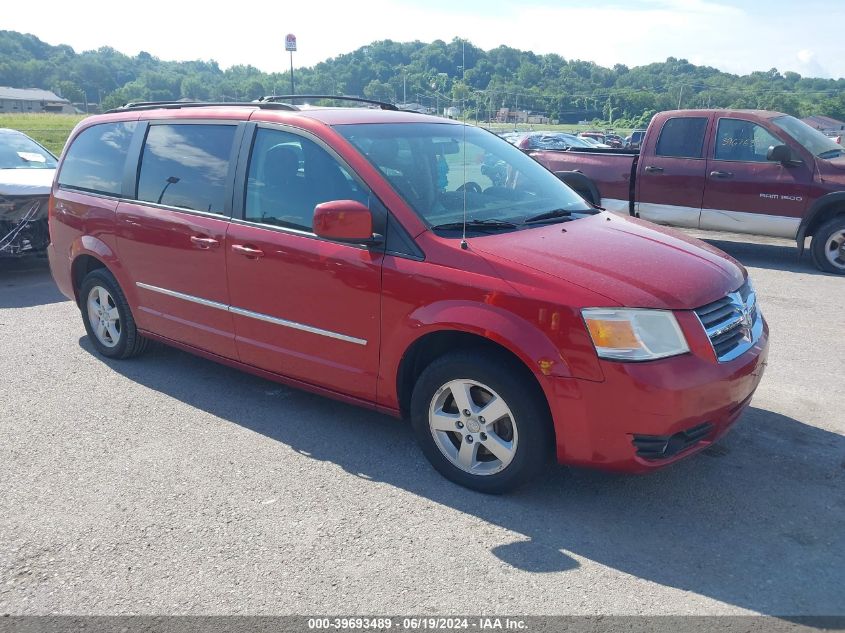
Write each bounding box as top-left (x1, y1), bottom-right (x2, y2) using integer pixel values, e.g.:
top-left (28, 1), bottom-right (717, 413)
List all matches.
top-left (771, 115), bottom-right (843, 159)
top-left (335, 122), bottom-right (595, 232)
top-left (0, 129), bottom-right (58, 169)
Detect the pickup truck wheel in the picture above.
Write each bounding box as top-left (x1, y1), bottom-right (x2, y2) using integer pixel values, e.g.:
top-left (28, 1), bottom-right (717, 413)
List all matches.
top-left (80, 269), bottom-right (149, 359)
top-left (410, 350), bottom-right (552, 493)
top-left (810, 216), bottom-right (845, 274)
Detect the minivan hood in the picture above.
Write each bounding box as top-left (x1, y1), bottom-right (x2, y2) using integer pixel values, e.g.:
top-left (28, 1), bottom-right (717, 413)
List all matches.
top-left (471, 213), bottom-right (745, 310)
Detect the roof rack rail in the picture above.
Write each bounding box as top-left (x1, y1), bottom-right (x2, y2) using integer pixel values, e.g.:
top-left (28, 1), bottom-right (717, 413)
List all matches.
top-left (106, 100), bottom-right (299, 114)
top-left (259, 95), bottom-right (398, 111)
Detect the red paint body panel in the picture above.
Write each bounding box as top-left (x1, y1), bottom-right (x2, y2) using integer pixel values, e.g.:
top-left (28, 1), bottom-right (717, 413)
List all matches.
top-left (312, 200), bottom-right (373, 241)
top-left (530, 149), bottom-right (633, 202)
top-left (48, 104), bottom-right (773, 478)
top-left (471, 213), bottom-right (744, 310)
top-left (225, 223), bottom-right (383, 402)
top-left (114, 201), bottom-right (237, 358)
top-left (553, 320), bottom-right (768, 470)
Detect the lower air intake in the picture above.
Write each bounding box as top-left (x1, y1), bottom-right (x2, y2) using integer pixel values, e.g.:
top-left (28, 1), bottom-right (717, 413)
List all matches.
top-left (632, 422), bottom-right (714, 460)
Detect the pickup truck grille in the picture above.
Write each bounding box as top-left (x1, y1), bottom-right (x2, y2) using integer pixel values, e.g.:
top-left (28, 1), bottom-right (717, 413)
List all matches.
top-left (694, 281), bottom-right (762, 362)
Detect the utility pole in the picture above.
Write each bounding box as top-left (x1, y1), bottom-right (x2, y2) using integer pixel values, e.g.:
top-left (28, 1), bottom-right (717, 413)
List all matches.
top-left (677, 84), bottom-right (684, 110)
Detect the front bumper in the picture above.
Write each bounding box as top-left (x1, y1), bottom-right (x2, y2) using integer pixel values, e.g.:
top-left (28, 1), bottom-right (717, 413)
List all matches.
top-left (549, 318), bottom-right (769, 472)
top-left (0, 195), bottom-right (49, 257)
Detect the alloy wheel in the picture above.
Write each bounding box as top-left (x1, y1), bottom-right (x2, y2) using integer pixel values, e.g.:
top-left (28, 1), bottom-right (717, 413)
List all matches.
top-left (428, 379), bottom-right (518, 476)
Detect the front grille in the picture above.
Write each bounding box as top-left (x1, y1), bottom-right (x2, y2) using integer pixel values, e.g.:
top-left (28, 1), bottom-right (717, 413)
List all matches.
top-left (694, 281), bottom-right (762, 362)
top-left (632, 422), bottom-right (714, 460)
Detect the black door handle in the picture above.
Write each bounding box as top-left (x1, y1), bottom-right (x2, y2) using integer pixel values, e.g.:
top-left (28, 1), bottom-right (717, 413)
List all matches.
top-left (644, 166), bottom-right (664, 173)
top-left (710, 170), bottom-right (733, 178)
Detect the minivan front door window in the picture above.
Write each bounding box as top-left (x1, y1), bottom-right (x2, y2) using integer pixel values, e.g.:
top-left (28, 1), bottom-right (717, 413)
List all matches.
top-left (244, 128), bottom-right (368, 232)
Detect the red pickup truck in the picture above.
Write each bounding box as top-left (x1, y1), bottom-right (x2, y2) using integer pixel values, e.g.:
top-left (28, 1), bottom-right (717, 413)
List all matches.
top-left (527, 109), bottom-right (845, 274)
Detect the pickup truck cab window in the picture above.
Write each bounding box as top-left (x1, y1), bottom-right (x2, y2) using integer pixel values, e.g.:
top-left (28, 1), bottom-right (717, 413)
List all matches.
top-left (714, 119), bottom-right (780, 163)
top-left (655, 117), bottom-right (708, 159)
top-left (137, 123), bottom-right (236, 215)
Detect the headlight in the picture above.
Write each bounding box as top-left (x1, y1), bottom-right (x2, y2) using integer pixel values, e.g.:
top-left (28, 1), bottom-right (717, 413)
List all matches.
top-left (582, 308), bottom-right (690, 361)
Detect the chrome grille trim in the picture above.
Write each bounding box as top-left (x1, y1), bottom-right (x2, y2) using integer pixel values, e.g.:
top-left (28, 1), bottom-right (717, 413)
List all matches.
top-left (694, 281), bottom-right (762, 363)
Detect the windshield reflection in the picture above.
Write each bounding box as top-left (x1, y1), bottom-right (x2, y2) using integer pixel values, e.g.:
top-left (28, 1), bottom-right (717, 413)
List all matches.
top-left (772, 116), bottom-right (843, 158)
top-left (336, 122), bottom-right (594, 232)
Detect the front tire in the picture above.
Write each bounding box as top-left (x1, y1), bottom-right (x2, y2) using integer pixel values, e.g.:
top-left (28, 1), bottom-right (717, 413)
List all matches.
top-left (410, 350), bottom-right (553, 493)
top-left (810, 216), bottom-right (845, 274)
top-left (79, 268), bottom-right (149, 359)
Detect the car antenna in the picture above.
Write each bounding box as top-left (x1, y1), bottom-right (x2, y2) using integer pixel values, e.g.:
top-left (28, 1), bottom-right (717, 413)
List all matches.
top-left (460, 38), bottom-right (469, 250)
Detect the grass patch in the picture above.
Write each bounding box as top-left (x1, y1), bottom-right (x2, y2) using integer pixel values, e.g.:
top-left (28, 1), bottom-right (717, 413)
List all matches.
top-left (0, 113), bottom-right (87, 155)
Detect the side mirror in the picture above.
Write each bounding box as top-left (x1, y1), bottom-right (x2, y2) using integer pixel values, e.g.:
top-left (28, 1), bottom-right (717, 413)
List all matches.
top-left (313, 200), bottom-right (382, 245)
top-left (767, 144), bottom-right (800, 165)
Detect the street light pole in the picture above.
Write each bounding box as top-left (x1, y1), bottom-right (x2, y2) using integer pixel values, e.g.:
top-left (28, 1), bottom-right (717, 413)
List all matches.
top-left (285, 34), bottom-right (297, 97)
top-left (290, 51), bottom-right (295, 95)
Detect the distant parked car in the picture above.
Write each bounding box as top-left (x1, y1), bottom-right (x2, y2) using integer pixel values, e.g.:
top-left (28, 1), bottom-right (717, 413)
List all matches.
top-left (625, 129), bottom-right (647, 149)
top-left (603, 133), bottom-right (625, 148)
top-left (0, 128), bottom-right (57, 257)
top-left (578, 136), bottom-right (612, 148)
top-left (579, 131), bottom-right (618, 147)
top-left (513, 131), bottom-right (592, 150)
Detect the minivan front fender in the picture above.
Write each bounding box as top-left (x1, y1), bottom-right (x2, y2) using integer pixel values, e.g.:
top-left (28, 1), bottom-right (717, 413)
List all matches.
top-left (380, 299), bottom-right (596, 414)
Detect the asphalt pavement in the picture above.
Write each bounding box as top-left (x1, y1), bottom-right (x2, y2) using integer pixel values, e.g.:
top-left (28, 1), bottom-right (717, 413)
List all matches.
top-left (1, 231), bottom-right (843, 616)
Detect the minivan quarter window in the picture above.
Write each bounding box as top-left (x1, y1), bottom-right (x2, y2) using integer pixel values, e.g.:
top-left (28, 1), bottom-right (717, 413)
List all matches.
top-left (57, 122), bottom-right (137, 196)
top-left (136, 123), bottom-right (236, 215)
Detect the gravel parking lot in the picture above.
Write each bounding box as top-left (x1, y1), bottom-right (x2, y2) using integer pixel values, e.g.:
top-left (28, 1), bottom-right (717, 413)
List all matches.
top-left (1, 230), bottom-right (843, 616)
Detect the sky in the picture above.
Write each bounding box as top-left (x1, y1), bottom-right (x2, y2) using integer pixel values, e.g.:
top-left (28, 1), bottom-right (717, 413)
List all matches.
top-left (4, 0), bottom-right (845, 80)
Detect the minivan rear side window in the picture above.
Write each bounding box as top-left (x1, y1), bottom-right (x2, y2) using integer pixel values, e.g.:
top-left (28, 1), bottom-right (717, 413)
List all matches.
top-left (655, 117), bottom-right (708, 158)
top-left (57, 122), bottom-right (137, 196)
top-left (137, 124), bottom-right (236, 215)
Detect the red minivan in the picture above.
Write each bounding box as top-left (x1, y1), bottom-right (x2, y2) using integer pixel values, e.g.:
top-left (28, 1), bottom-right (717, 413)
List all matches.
top-left (48, 98), bottom-right (768, 492)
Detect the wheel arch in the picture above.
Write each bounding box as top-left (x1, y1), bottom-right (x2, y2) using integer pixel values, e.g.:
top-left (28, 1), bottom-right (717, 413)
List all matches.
top-left (394, 322), bottom-right (566, 426)
top-left (797, 192), bottom-right (845, 256)
top-left (69, 235), bottom-right (123, 305)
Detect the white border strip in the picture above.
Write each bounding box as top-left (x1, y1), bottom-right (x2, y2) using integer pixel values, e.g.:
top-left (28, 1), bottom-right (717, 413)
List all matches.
top-left (136, 282), bottom-right (367, 346)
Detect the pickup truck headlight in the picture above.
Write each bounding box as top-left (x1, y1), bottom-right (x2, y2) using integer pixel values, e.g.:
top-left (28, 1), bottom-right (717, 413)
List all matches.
top-left (582, 308), bottom-right (690, 361)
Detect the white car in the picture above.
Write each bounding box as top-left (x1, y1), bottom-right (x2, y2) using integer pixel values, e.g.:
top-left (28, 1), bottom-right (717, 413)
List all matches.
top-left (578, 136), bottom-right (612, 148)
top-left (0, 128), bottom-right (57, 257)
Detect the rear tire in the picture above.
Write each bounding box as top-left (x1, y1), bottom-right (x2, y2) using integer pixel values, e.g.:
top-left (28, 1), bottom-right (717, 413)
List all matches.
top-left (410, 349), bottom-right (553, 493)
top-left (810, 216), bottom-right (845, 274)
top-left (79, 268), bottom-right (149, 359)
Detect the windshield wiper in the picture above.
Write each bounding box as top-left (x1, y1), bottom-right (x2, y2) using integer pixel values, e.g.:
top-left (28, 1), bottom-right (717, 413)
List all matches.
top-left (431, 218), bottom-right (518, 231)
top-left (818, 149), bottom-right (843, 159)
top-left (522, 208), bottom-right (594, 224)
